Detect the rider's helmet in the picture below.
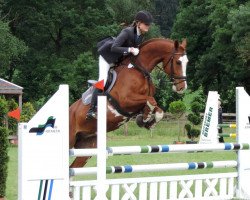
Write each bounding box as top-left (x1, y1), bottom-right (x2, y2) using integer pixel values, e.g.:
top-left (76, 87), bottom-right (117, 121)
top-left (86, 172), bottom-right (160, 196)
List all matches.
top-left (135, 11), bottom-right (153, 25)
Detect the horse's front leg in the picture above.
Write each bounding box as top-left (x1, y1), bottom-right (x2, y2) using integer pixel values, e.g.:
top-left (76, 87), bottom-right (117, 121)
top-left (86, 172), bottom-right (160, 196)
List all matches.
top-left (143, 97), bottom-right (164, 123)
top-left (136, 96), bottom-right (164, 129)
top-left (142, 97), bottom-right (157, 123)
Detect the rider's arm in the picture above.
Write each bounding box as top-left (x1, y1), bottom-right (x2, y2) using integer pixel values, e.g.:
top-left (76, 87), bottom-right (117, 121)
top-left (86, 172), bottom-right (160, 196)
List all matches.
top-left (111, 29), bottom-right (130, 54)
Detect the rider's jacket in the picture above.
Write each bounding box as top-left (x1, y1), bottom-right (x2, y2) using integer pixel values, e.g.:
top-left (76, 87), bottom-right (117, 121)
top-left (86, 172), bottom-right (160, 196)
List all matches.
top-left (97, 26), bottom-right (144, 64)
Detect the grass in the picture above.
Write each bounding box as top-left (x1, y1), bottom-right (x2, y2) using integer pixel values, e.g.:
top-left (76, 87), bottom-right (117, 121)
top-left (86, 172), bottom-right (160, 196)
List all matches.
top-left (6, 120), bottom-right (237, 199)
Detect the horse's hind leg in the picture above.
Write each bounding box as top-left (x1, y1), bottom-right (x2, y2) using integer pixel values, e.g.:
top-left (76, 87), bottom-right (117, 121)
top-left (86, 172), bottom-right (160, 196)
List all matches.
top-left (70, 133), bottom-right (97, 168)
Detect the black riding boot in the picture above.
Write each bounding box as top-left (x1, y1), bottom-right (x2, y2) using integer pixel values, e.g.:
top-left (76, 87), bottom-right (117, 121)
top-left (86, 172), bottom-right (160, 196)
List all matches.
top-left (86, 88), bottom-right (102, 119)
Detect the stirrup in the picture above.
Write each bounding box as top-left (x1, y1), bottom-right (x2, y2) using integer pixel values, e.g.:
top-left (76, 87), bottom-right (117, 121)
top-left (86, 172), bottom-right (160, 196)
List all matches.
top-left (86, 111), bottom-right (97, 120)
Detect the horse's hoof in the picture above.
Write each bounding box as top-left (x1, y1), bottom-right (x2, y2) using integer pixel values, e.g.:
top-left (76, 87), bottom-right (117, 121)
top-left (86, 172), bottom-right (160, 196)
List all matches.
top-left (135, 114), bottom-right (144, 127)
top-left (144, 118), bottom-right (156, 130)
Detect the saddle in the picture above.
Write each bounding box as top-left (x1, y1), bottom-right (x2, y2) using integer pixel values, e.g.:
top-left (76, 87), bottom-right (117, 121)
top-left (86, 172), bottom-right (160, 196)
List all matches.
top-left (82, 69), bottom-right (117, 105)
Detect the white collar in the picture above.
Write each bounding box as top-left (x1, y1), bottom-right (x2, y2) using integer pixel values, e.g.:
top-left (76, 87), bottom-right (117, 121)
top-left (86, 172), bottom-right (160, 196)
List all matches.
top-left (136, 26), bottom-right (141, 36)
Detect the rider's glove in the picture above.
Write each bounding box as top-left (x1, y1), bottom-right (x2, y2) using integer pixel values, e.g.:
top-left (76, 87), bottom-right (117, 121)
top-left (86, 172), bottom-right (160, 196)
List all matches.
top-left (129, 47), bottom-right (140, 56)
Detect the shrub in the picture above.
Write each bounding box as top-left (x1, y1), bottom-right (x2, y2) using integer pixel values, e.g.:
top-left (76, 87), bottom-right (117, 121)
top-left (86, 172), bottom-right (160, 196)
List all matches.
top-left (20, 102), bottom-right (36, 122)
top-left (169, 100), bottom-right (186, 118)
top-left (187, 113), bottom-right (202, 125)
top-left (169, 100), bottom-right (186, 141)
top-left (187, 128), bottom-right (200, 139)
top-left (0, 127), bottom-right (9, 198)
top-left (185, 94), bottom-right (204, 141)
top-left (0, 97), bottom-right (8, 127)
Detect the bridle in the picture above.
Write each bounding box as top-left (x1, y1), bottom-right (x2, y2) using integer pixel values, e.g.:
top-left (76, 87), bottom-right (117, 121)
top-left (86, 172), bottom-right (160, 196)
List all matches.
top-left (129, 49), bottom-right (187, 86)
top-left (158, 50), bottom-right (187, 85)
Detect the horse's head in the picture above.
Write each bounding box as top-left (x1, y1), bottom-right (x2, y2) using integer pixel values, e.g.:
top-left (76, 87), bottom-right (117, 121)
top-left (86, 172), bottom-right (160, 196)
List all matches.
top-left (163, 39), bottom-right (188, 94)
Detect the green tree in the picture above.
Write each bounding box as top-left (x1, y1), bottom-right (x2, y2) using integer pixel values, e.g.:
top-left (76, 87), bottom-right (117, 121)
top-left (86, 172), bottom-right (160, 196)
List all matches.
top-left (0, 20), bottom-right (28, 80)
top-left (171, 0), bottom-right (213, 89)
top-left (228, 2), bottom-right (250, 91)
top-left (1, 0), bottom-right (163, 105)
top-left (106, 0), bottom-right (154, 25)
top-left (171, 0), bottom-right (249, 112)
top-left (2, 0), bottom-right (116, 101)
top-left (154, 0), bottom-right (179, 37)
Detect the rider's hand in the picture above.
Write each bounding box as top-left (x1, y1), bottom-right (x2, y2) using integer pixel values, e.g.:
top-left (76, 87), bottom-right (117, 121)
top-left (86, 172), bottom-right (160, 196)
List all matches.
top-left (129, 47), bottom-right (140, 56)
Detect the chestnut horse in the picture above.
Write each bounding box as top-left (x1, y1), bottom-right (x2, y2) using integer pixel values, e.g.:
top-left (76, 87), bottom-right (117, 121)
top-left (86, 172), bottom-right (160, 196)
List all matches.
top-left (69, 38), bottom-right (188, 168)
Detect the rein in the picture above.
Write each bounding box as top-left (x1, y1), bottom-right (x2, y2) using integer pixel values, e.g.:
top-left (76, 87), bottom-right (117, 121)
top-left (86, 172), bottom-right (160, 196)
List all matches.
top-left (130, 56), bottom-right (152, 97)
top-left (130, 50), bottom-right (187, 86)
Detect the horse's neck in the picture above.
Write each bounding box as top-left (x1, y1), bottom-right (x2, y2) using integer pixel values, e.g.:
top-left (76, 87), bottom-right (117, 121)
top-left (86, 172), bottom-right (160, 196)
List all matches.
top-left (138, 42), bottom-right (172, 72)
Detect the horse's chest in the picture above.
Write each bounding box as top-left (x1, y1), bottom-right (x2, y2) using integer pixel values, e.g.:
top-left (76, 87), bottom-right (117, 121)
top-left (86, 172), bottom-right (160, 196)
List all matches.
top-left (107, 104), bottom-right (128, 127)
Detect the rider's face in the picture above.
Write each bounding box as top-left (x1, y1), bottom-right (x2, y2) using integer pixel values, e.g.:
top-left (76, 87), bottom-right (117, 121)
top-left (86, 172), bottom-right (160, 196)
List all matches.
top-left (138, 22), bottom-right (150, 34)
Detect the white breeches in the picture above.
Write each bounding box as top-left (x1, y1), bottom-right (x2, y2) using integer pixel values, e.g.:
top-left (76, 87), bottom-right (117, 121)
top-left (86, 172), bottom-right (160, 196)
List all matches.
top-left (98, 55), bottom-right (111, 86)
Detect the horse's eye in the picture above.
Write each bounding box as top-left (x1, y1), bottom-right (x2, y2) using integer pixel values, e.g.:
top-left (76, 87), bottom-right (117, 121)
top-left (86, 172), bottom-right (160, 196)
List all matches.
top-left (176, 60), bottom-right (182, 65)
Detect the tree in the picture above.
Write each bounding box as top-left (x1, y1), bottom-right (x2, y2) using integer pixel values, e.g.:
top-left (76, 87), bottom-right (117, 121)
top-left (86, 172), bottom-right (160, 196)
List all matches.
top-left (228, 2), bottom-right (250, 92)
top-left (171, 0), bottom-right (249, 112)
top-left (1, 0), bottom-right (164, 104)
top-left (154, 0), bottom-right (179, 37)
top-left (106, 0), bottom-right (154, 25)
top-left (0, 20), bottom-right (28, 80)
top-left (171, 0), bottom-right (213, 89)
top-left (2, 0), bottom-right (117, 101)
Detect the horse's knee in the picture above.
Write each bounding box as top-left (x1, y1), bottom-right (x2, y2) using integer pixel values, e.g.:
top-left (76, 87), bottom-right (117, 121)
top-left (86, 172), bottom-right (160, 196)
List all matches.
top-left (147, 98), bottom-right (157, 109)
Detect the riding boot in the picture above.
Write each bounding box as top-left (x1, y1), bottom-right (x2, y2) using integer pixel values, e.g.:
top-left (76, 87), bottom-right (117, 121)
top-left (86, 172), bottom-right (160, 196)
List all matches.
top-left (86, 88), bottom-right (102, 119)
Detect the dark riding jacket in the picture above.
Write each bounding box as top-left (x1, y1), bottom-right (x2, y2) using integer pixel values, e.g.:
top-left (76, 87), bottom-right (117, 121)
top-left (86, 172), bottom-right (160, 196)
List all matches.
top-left (97, 26), bottom-right (144, 64)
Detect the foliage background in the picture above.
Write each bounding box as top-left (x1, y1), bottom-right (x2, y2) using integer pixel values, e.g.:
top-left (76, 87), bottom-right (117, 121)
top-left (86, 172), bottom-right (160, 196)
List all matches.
top-left (0, 0), bottom-right (249, 111)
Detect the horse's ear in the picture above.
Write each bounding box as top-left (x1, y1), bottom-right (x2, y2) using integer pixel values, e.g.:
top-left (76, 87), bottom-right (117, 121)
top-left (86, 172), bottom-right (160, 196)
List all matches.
top-left (174, 40), bottom-right (179, 50)
top-left (181, 38), bottom-right (187, 49)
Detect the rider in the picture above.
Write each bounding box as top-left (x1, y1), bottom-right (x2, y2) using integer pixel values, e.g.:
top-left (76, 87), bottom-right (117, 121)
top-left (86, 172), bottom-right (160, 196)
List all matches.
top-left (86, 10), bottom-right (153, 119)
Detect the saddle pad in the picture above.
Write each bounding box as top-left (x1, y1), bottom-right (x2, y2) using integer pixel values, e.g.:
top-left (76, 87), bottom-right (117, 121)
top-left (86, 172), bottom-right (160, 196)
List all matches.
top-left (82, 70), bottom-right (117, 105)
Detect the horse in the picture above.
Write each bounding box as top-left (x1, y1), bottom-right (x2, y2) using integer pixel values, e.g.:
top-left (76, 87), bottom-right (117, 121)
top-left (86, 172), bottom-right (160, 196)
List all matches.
top-left (69, 38), bottom-right (188, 168)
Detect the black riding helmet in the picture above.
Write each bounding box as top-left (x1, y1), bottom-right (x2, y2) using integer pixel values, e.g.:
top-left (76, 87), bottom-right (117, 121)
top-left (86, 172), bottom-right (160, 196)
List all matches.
top-left (135, 11), bottom-right (153, 25)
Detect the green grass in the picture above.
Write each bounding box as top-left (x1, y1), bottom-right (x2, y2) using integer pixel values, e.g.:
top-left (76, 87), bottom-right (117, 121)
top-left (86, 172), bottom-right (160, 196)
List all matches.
top-left (6, 120), bottom-right (237, 199)
top-left (6, 146), bottom-right (18, 200)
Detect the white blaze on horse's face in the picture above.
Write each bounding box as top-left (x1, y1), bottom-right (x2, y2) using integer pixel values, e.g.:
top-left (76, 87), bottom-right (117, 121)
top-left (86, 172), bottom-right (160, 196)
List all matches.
top-left (172, 54), bottom-right (188, 94)
top-left (180, 54), bottom-right (188, 90)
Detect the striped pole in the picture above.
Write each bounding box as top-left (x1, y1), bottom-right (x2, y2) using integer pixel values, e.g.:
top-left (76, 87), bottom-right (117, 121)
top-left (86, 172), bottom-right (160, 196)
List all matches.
top-left (219, 133), bottom-right (237, 138)
top-left (70, 160), bottom-right (237, 176)
top-left (106, 143), bottom-right (249, 155)
top-left (69, 143), bottom-right (250, 157)
top-left (218, 124), bottom-right (236, 128)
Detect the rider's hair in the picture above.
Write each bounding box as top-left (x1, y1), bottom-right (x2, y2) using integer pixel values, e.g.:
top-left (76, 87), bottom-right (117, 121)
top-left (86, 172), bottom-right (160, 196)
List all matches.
top-left (130, 20), bottom-right (138, 27)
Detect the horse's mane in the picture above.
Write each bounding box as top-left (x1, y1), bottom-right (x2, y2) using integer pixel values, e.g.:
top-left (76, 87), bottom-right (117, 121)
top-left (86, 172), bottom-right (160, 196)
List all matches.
top-left (140, 38), bottom-right (174, 48)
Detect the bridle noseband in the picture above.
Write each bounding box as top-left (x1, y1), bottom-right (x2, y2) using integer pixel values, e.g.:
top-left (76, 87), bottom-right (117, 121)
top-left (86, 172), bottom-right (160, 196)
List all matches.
top-left (164, 51), bottom-right (187, 85)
